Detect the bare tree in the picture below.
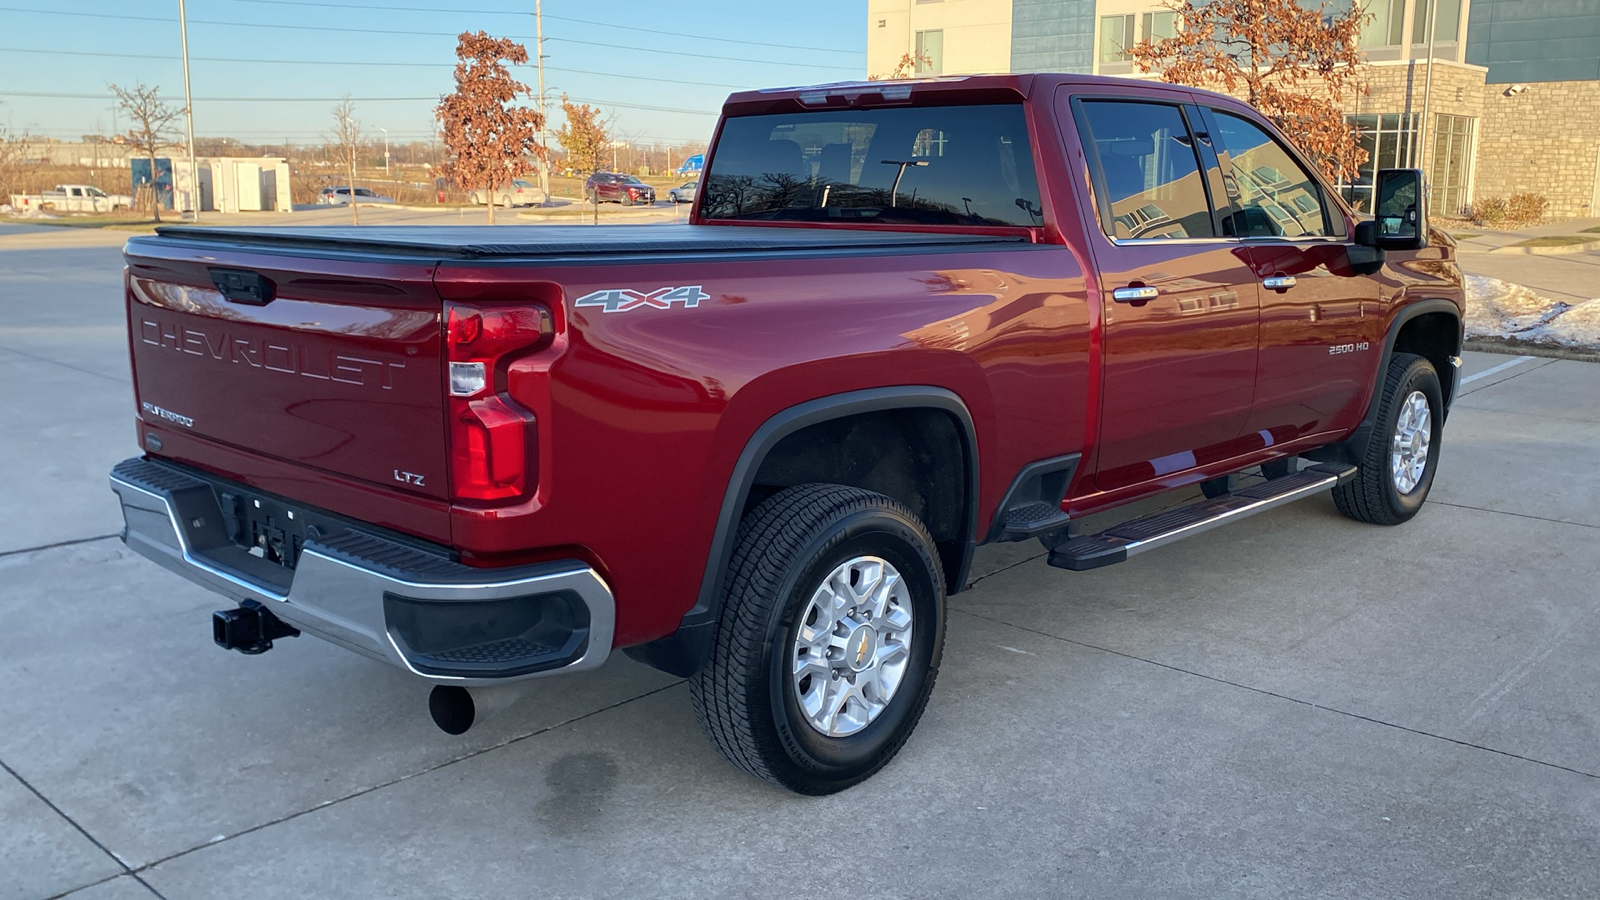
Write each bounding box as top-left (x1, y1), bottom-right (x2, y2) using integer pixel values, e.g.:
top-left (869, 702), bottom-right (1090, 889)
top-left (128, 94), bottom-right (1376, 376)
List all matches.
top-left (328, 95), bottom-right (362, 225)
top-left (435, 31), bottom-right (543, 224)
top-left (110, 83), bottom-right (182, 222)
top-left (0, 126), bottom-right (35, 203)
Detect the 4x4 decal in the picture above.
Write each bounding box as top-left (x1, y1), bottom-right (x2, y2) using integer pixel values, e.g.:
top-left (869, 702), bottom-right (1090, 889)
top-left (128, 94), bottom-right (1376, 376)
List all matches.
top-left (573, 285), bottom-right (710, 313)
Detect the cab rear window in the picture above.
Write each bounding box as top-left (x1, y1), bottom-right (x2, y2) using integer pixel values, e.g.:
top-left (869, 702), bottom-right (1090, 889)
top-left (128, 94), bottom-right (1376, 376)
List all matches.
top-left (700, 104), bottom-right (1043, 227)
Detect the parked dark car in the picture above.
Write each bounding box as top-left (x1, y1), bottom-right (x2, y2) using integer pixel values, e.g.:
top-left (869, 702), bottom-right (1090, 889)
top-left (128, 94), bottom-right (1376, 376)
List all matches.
top-left (585, 172), bottom-right (656, 206)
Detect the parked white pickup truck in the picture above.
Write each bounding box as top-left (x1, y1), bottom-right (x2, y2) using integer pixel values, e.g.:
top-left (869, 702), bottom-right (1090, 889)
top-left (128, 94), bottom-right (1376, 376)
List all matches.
top-left (9, 184), bottom-right (133, 213)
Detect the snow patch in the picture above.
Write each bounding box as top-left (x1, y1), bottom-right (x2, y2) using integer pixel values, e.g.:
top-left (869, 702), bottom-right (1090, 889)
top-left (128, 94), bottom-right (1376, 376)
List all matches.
top-left (1464, 274), bottom-right (1600, 350)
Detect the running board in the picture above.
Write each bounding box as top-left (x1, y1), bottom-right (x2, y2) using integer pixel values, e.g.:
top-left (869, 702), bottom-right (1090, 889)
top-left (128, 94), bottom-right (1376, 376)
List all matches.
top-left (1047, 463), bottom-right (1357, 571)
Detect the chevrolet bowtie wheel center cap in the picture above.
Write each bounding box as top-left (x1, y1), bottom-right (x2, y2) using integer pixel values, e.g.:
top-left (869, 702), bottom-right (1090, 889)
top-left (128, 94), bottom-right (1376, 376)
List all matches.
top-left (790, 555), bottom-right (915, 737)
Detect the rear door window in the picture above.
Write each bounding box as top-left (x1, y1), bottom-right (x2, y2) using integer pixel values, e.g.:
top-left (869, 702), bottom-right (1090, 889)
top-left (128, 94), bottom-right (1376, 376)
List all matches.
top-left (700, 103), bottom-right (1043, 227)
top-left (1077, 100), bottom-right (1216, 240)
top-left (1207, 111), bottom-right (1338, 238)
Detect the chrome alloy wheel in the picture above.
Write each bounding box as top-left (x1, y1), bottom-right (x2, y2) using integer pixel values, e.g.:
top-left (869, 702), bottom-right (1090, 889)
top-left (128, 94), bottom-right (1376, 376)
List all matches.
top-left (1390, 389), bottom-right (1432, 494)
top-left (791, 555), bottom-right (915, 737)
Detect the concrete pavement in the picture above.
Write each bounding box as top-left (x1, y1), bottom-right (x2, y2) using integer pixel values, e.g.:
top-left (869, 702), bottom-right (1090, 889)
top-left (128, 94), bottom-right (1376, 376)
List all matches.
top-left (1455, 216), bottom-right (1600, 307)
top-left (1, 240), bottom-right (1597, 900)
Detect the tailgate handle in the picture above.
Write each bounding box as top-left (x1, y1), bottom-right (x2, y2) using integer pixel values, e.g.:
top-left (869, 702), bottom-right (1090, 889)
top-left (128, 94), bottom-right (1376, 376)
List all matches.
top-left (210, 268), bottom-right (275, 305)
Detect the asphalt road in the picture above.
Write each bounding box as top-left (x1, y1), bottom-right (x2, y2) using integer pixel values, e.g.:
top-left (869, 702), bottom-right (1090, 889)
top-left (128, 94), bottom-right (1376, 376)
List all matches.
top-left (2, 236), bottom-right (1597, 900)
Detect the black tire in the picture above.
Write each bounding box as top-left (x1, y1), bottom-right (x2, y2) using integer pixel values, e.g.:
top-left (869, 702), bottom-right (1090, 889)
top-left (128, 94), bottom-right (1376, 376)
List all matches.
top-left (585, 189), bottom-right (597, 204)
top-left (689, 483), bottom-right (947, 795)
top-left (621, 193), bottom-right (634, 207)
top-left (1333, 352), bottom-right (1443, 525)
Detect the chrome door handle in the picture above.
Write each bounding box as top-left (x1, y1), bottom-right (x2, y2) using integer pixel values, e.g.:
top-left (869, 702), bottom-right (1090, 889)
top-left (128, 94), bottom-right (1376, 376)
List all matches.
top-left (1262, 275), bottom-right (1297, 291)
top-left (1112, 286), bottom-right (1159, 303)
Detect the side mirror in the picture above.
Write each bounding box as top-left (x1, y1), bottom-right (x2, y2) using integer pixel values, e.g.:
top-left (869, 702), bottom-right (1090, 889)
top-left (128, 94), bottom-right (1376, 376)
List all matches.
top-left (1359, 168), bottom-right (1428, 251)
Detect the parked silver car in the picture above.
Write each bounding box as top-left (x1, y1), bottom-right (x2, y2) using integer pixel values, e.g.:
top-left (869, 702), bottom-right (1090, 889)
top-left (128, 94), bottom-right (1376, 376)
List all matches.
top-left (469, 180), bottom-right (546, 207)
top-left (668, 180), bottom-right (699, 204)
top-left (317, 186), bottom-right (395, 206)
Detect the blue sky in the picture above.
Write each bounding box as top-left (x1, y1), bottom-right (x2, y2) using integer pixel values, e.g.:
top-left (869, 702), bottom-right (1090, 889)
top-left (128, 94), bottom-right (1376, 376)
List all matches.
top-left (0, 0), bottom-right (868, 148)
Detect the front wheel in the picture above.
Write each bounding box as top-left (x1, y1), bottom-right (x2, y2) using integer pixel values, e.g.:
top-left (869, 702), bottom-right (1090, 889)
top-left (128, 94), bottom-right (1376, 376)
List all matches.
top-left (690, 484), bottom-right (946, 795)
top-left (1333, 352), bottom-right (1443, 525)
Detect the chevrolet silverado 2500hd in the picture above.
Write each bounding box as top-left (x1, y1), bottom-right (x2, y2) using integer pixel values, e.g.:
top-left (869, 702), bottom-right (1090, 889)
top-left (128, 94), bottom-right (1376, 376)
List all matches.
top-left (110, 74), bottom-right (1463, 794)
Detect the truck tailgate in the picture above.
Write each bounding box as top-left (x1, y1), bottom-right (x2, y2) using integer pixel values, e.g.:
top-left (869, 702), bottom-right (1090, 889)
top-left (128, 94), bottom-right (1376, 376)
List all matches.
top-left (124, 238), bottom-right (449, 502)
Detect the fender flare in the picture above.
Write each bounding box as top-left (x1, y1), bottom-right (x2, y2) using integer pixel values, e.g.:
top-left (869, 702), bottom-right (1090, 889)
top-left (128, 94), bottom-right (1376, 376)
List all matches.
top-left (623, 386), bottom-right (980, 677)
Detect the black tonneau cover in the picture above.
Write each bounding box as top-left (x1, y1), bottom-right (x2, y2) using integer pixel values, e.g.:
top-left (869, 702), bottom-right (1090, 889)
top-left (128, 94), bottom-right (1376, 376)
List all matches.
top-left (143, 224), bottom-right (1029, 260)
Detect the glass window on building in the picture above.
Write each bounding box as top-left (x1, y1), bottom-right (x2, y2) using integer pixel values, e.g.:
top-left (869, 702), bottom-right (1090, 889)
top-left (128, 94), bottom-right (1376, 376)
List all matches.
top-left (1339, 113), bottom-right (1418, 213)
top-left (1099, 15), bottom-right (1135, 65)
top-left (1430, 113), bottom-right (1475, 216)
top-left (1412, 0), bottom-right (1462, 45)
top-left (915, 29), bottom-right (943, 75)
top-left (1142, 10), bottom-right (1178, 43)
top-left (1360, 0), bottom-right (1405, 48)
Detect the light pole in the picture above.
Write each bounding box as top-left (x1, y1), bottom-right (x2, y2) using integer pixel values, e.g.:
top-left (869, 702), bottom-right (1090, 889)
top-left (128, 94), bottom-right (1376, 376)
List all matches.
top-left (1417, 0), bottom-right (1439, 180)
top-left (379, 127), bottom-right (389, 174)
top-left (179, 0), bottom-right (199, 221)
top-left (534, 0), bottom-right (550, 205)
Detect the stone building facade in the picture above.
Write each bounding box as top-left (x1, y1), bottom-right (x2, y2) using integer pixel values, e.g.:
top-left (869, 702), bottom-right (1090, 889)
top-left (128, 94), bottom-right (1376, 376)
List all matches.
top-left (868, 0), bottom-right (1600, 220)
top-left (1473, 80), bottom-right (1600, 218)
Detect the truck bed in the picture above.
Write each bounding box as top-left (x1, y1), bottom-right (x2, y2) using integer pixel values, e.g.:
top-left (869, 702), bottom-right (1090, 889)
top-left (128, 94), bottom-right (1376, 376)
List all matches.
top-left (146, 224), bottom-right (1030, 261)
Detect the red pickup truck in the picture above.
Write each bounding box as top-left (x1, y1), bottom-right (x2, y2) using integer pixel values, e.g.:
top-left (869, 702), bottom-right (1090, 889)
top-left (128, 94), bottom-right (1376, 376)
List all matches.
top-left (111, 74), bottom-right (1463, 795)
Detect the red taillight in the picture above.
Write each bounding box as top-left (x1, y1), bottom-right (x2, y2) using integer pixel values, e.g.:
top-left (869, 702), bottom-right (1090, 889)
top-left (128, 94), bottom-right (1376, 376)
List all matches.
top-left (444, 302), bottom-right (549, 502)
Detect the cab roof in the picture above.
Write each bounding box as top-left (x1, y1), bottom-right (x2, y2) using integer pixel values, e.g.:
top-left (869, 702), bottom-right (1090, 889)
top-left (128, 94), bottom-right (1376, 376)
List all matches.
top-left (721, 73), bottom-right (1250, 117)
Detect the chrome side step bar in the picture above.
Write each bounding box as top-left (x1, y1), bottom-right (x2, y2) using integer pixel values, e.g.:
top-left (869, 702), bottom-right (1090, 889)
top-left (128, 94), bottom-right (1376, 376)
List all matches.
top-left (1047, 462), bottom-right (1358, 571)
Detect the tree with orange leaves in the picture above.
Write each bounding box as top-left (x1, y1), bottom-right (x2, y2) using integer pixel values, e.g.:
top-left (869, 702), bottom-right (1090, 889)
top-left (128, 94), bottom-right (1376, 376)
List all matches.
top-left (1130, 0), bottom-right (1369, 182)
top-left (436, 31), bottom-right (544, 224)
top-left (867, 52), bottom-right (933, 81)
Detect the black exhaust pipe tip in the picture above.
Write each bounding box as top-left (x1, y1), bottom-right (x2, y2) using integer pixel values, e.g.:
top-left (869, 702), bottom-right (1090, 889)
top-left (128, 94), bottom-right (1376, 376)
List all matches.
top-left (429, 685), bottom-right (476, 736)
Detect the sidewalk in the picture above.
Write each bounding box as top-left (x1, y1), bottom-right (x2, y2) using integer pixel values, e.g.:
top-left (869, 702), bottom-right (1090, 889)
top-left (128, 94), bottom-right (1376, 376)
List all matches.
top-left (1454, 217), bottom-right (1600, 307)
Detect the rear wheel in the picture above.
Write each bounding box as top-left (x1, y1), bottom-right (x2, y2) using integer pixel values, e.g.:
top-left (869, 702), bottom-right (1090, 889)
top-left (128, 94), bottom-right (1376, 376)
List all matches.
top-left (690, 484), bottom-right (946, 795)
top-left (1333, 352), bottom-right (1443, 525)
top-left (585, 188), bottom-right (597, 204)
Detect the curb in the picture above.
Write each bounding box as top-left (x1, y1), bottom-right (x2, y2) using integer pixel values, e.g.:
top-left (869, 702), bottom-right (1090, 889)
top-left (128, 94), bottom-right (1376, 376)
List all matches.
top-left (514, 207), bottom-right (680, 221)
top-left (1464, 335), bottom-right (1600, 363)
top-left (1488, 242), bottom-right (1600, 256)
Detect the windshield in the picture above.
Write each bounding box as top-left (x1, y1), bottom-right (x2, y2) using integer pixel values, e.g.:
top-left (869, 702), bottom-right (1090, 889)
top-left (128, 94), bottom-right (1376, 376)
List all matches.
top-left (623, 176), bottom-right (645, 185)
top-left (701, 103), bottom-right (1042, 227)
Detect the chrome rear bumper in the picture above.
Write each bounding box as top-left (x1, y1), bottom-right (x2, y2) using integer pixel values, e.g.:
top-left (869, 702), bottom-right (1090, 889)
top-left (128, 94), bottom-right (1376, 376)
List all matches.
top-left (109, 458), bottom-right (614, 686)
